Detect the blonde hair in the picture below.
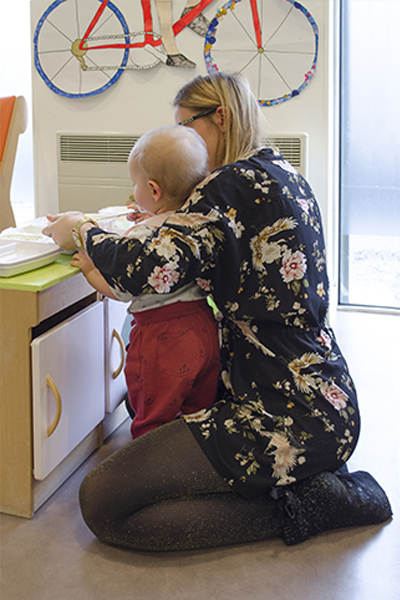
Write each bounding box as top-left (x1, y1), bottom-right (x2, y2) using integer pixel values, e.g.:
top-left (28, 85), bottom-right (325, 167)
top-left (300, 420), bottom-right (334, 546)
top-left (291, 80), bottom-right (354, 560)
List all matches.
top-left (174, 72), bottom-right (265, 166)
top-left (129, 125), bottom-right (208, 207)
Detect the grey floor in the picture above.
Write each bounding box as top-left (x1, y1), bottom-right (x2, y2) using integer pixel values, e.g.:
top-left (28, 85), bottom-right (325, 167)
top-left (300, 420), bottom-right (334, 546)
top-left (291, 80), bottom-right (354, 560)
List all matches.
top-left (1, 310), bottom-right (399, 600)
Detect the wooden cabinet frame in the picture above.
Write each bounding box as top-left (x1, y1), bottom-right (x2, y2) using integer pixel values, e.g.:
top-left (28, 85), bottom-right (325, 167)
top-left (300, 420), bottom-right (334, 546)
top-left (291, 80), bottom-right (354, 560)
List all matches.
top-left (0, 274), bottom-right (100, 517)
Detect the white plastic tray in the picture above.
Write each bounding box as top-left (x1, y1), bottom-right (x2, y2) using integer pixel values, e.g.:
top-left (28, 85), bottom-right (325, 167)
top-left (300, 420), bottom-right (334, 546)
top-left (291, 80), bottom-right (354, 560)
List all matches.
top-left (0, 240), bottom-right (62, 277)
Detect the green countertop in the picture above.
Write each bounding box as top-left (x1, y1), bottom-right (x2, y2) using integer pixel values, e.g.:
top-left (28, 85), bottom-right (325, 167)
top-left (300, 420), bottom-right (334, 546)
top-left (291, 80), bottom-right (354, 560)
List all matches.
top-left (0, 254), bottom-right (80, 292)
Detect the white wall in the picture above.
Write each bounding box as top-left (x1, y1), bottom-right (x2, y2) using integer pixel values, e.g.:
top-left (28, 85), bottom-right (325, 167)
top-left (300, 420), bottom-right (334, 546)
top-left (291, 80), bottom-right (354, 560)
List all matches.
top-left (31, 0), bottom-right (333, 235)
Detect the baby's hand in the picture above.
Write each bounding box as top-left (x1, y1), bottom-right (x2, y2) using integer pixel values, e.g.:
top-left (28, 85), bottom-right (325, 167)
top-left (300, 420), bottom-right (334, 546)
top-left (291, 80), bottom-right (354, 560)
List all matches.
top-left (126, 201), bottom-right (151, 223)
top-left (70, 250), bottom-right (95, 275)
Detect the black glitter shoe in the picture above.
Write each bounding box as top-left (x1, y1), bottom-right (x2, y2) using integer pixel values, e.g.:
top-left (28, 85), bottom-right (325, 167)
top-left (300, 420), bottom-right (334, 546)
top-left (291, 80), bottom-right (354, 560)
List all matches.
top-left (272, 470), bottom-right (392, 546)
top-left (333, 462), bottom-right (349, 476)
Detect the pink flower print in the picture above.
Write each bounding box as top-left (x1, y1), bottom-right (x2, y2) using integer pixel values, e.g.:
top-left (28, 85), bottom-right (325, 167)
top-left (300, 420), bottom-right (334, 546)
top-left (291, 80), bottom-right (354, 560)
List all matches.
top-left (196, 277), bottom-right (211, 292)
top-left (296, 197), bottom-right (309, 213)
top-left (320, 381), bottom-right (349, 411)
top-left (316, 329), bottom-right (332, 350)
top-left (280, 250), bottom-right (307, 283)
top-left (148, 263), bottom-right (179, 293)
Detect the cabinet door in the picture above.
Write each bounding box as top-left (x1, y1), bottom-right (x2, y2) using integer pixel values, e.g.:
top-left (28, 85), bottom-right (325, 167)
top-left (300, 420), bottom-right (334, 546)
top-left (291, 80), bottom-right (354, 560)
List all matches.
top-left (105, 298), bottom-right (129, 414)
top-left (31, 302), bottom-right (105, 480)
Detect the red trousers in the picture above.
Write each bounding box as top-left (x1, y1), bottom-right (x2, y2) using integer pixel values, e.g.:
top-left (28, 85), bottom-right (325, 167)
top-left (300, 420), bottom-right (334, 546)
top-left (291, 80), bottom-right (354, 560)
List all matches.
top-left (124, 299), bottom-right (220, 439)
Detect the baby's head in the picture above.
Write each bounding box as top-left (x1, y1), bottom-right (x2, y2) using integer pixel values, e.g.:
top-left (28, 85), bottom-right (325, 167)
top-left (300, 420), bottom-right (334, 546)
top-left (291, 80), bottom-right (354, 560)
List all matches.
top-left (128, 125), bottom-right (208, 212)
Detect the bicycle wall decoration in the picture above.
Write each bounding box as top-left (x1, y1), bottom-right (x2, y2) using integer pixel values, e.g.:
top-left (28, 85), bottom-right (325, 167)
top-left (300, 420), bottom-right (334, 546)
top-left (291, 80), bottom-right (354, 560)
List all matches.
top-left (33, 0), bottom-right (319, 105)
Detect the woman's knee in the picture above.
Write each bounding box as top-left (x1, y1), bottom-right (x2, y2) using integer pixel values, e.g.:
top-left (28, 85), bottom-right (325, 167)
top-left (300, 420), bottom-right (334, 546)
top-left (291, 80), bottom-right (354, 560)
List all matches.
top-left (79, 469), bottom-right (98, 527)
top-left (78, 464), bottom-right (116, 535)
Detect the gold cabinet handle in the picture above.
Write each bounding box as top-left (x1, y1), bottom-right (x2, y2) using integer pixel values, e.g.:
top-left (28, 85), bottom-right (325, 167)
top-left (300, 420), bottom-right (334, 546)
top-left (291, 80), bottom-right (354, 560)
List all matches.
top-left (112, 328), bottom-right (125, 379)
top-left (46, 375), bottom-right (62, 437)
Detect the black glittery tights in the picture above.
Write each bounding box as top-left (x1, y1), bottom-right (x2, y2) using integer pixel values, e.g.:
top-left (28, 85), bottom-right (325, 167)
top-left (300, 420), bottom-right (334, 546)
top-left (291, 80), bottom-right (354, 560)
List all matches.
top-left (79, 419), bottom-right (281, 551)
top-left (79, 419), bottom-right (392, 551)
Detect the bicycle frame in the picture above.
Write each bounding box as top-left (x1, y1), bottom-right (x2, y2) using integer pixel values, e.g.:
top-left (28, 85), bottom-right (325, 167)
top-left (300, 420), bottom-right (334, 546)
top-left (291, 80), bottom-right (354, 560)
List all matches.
top-left (79, 0), bottom-right (217, 52)
top-left (249, 0), bottom-right (262, 48)
top-left (33, 0), bottom-right (318, 103)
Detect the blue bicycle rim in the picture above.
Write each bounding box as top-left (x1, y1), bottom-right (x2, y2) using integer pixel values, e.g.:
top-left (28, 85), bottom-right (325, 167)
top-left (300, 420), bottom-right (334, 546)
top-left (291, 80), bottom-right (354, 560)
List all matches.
top-left (33, 0), bottom-right (130, 98)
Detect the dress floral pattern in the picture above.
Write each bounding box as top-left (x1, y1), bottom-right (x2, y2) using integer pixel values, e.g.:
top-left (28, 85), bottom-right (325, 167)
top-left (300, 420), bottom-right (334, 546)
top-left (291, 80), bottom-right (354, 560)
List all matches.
top-left (86, 148), bottom-right (360, 500)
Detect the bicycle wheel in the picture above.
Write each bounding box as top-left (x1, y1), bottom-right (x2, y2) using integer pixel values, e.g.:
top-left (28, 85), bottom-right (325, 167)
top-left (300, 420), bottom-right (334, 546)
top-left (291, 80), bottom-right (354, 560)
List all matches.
top-left (204, 0), bottom-right (319, 106)
top-left (33, 0), bottom-right (129, 98)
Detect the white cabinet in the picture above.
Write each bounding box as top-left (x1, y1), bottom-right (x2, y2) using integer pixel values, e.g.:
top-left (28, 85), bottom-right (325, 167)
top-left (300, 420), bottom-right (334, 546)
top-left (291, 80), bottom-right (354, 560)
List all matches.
top-left (31, 302), bottom-right (105, 480)
top-left (104, 298), bottom-right (129, 414)
top-left (1, 269), bottom-right (130, 518)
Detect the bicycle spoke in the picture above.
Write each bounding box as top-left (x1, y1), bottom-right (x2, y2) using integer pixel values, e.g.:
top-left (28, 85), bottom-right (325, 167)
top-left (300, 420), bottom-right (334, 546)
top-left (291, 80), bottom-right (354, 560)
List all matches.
top-left (74, 0), bottom-right (81, 39)
top-left (91, 11), bottom-right (116, 38)
top-left (212, 48), bottom-right (258, 54)
top-left (231, 10), bottom-right (258, 50)
top-left (45, 17), bottom-right (74, 44)
top-left (85, 53), bottom-right (114, 80)
top-left (260, 52), bottom-right (292, 93)
top-left (51, 54), bottom-right (75, 82)
top-left (257, 53), bottom-right (262, 100)
top-left (265, 50), bottom-right (315, 56)
top-left (236, 51), bottom-right (260, 74)
top-left (263, 5), bottom-right (294, 48)
top-left (213, 47), bottom-right (260, 71)
top-left (38, 48), bottom-right (72, 55)
top-left (240, 51), bottom-right (260, 74)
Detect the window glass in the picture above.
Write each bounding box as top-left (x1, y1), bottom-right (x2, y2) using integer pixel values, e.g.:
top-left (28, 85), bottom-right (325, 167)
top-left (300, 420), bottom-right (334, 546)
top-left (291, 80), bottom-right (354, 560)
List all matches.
top-left (339, 0), bottom-right (400, 309)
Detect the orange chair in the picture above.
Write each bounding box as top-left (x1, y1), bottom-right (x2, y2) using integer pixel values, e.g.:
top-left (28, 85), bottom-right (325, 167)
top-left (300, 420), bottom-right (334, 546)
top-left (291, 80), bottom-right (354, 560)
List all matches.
top-left (0, 96), bottom-right (28, 231)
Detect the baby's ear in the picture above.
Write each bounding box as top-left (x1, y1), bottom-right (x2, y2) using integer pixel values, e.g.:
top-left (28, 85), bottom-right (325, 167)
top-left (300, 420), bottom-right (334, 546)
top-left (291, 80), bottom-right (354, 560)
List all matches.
top-left (149, 180), bottom-right (162, 202)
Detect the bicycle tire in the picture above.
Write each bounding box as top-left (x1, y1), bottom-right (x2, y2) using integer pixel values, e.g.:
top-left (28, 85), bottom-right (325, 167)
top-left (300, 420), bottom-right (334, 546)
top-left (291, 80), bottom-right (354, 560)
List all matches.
top-left (33, 0), bottom-right (130, 98)
top-left (204, 0), bottom-right (319, 106)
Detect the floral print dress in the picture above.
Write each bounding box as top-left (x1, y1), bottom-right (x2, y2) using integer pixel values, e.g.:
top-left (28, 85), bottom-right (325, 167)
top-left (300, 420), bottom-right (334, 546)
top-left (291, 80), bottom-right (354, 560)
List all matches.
top-left (86, 148), bottom-right (360, 500)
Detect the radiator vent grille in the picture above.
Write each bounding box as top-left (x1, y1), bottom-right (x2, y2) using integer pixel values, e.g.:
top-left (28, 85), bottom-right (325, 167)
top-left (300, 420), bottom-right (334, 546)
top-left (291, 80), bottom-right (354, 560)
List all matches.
top-left (265, 136), bottom-right (302, 169)
top-left (59, 134), bottom-right (139, 163)
top-left (59, 133), bottom-right (307, 172)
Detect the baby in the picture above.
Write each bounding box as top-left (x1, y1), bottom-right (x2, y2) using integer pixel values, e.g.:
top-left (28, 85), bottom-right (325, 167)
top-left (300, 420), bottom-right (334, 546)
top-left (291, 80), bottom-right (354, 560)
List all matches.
top-left (71, 125), bottom-right (220, 438)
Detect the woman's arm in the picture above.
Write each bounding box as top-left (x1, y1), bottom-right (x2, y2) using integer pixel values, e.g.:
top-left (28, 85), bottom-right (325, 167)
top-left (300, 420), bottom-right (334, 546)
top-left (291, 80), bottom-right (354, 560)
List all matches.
top-left (83, 173), bottom-right (231, 298)
top-left (42, 176), bottom-right (223, 299)
top-left (42, 212), bottom-right (86, 250)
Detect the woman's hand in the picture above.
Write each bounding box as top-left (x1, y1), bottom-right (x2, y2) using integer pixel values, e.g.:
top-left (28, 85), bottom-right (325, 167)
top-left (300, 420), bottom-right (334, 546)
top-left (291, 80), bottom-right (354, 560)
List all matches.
top-left (42, 211), bottom-right (85, 251)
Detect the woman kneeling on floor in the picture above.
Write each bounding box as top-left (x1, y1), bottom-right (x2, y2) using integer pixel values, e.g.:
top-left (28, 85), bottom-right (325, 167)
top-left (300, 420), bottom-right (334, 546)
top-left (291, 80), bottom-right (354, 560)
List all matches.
top-left (43, 73), bottom-right (392, 551)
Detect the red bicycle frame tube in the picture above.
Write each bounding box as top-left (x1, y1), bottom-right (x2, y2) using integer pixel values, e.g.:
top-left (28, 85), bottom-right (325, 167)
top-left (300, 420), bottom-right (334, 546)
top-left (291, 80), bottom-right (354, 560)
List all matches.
top-left (80, 0), bottom-right (110, 46)
top-left (249, 0), bottom-right (262, 48)
top-left (172, 0), bottom-right (214, 36)
top-left (79, 0), bottom-right (215, 51)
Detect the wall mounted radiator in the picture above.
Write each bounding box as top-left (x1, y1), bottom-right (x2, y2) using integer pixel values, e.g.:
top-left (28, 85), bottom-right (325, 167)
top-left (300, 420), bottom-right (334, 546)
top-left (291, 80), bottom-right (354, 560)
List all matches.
top-left (57, 132), bottom-right (308, 214)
